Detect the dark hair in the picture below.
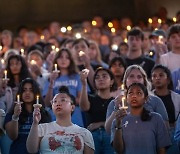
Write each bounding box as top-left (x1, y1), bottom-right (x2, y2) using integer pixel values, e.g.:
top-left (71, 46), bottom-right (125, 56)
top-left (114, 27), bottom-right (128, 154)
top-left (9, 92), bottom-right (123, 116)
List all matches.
top-left (127, 83), bottom-right (151, 121)
top-left (58, 86), bottom-right (76, 105)
top-left (7, 55), bottom-right (32, 88)
top-left (167, 24), bottom-right (180, 39)
top-left (151, 64), bottom-right (174, 90)
top-left (109, 56), bottom-right (127, 70)
top-left (72, 38), bottom-right (90, 47)
top-left (53, 48), bottom-right (78, 75)
top-left (127, 27), bottom-right (144, 40)
top-left (93, 67), bottom-right (117, 92)
top-left (9, 78), bottom-right (51, 124)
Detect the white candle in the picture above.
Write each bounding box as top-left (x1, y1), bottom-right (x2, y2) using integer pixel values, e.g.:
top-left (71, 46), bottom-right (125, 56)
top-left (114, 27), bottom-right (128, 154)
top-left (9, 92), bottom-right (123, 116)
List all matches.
top-left (54, 64), bottom-right (58, 71)
top-left (122, 97), bottom-right (125, 108)
top-left (79, 51), bottom-right (85, 56)
top-left (30, 60), bottom-right (36, 65)
top-left (36, 95), bottom-right (39, 104)
top-left (4, 70), bottom-right (7, 79)
top-left (17, 95), bottom-right (20, 103)
top-left (21, 49), bottom-right (24, 56)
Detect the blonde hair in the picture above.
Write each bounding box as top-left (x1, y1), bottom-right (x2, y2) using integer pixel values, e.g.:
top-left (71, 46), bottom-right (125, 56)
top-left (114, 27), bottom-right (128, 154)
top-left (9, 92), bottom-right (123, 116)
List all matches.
top-left (123, 65), bottom-right (152, 92)
top-left (89, 40), bottom-right (103, 63)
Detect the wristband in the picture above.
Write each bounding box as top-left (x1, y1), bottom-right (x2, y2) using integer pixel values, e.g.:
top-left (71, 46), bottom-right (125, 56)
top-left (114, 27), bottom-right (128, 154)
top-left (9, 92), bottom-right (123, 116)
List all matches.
top-left (12, 115), bottom-right (19, 121)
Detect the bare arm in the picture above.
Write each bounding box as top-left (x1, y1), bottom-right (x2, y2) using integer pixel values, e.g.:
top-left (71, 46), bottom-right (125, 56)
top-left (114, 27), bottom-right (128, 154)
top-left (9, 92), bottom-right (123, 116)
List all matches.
top-left (79, 71), bottom-right (90, 111)
top-left (26, 107), bottom-right (41, 153)
top-left (83, 144), bottom-right (94, 154)
top-left (105, 111), bottom-right (116, 134)
top-left (5, 103), bottom-right (22, 140)
top-left (113, 128), bottom-right (124, 154)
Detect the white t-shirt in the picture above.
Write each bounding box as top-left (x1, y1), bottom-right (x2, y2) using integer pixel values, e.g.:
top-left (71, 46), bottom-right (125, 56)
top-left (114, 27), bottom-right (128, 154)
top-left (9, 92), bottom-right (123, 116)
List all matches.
top-left (160, 52), bottom-right (180, 72)
top-left (38, 122), bottom-right (94, 154)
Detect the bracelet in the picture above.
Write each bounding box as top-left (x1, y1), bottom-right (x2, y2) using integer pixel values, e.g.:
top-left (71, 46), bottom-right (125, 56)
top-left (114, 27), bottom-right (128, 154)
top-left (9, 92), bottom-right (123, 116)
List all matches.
top-left (12, 115), bottom-right (19, 121)
top-left (115, 126), bottom-right (122, 130)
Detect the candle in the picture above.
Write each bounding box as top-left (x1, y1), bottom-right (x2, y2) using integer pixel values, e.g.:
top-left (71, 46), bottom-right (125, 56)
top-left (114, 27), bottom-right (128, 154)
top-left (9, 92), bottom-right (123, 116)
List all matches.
top-left (124, 38), bottom-right (128, 43)
top-left (92, 20), bottom-right (97, 26)
top-left (122, 97), bottom-right (125, 108)
top-left (0, 45), bottom-right (2, 51)
top-left (126, 25), bottom-right (131, 31)
top-left (55, 48), bottom-right (59, 52)
top-left (51, 45), bottom-right (56, 51)
top-left (108, 22), bottom-right (113, 28)
top-left (17, 95), bottom-right (20, 103)
top-left (40, 35), bottom-right (45, 40)
top-left (75, 33), bottom-right (82, 39)
top-left (111, 28), bottom-right (116, 33)
top-left (30, 60), bottom-right (36, 65)
top-left (173, 17), bottom-right (177, 23)
top-left (148, 18), bottom-right (152, 24)
top-left (158, 19), bottom-right (162, 24)
top-left (36, 95), bottom-right (39, 104)
top-left (54, 64), bottom-right (58, 71)
top-left (20, 49), bottom-right (24, 56)
top-left (121, 84), bottom-right (124, 90)
top-left (67, 26), bottom-right (72, 31)
top-left (79, 51), bottom-right (85, 56)
top-left (158, 35), bottom-right (163, 44)
top-left (4, 70), bottom-right (7, 79)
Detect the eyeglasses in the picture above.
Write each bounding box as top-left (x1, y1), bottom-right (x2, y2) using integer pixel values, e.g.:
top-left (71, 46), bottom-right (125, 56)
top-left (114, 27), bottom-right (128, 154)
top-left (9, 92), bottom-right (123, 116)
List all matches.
top-left (51, 98), bottom-right (72, 105)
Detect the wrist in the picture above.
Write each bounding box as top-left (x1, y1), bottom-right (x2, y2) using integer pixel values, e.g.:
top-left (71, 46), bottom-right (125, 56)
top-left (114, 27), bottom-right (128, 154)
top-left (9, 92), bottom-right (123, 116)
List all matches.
top-left (12, 114), bottom-right (19, 121)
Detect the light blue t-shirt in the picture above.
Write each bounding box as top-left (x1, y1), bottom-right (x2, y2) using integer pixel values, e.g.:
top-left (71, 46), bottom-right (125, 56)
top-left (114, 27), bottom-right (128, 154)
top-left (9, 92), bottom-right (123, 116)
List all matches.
top-left (111, 112), bottom-right (171, 154)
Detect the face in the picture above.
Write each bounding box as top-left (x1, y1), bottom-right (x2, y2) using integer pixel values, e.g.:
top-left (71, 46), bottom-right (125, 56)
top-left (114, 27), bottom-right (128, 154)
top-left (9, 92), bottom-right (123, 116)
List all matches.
top-left (151, 68), bottom-right (169, 89)
top-left (94, 70), bottom-right (113, 90)
top-left (73, 40), bottom-right (89, 54)
top-left (119, 45), bottom-right (128, 56)
top-left (52, 93), bottom-right (73, 115)
top-left (1, 33), bottom-right (12, 46)
top-left (110, 61), bottom-right (125, 77)
top-left (22, 83), bottom-right (34, 103)
top-left (127, 85), bottom-right (146, 108)
top-left (9, 58), bottom-right (22, 75)
top-left (169, 33), bottom-right (180, 49)
top-left (57, 51), bottom-right (70, 69)
top-left (128, 36), bottom-right (142, 52)
top-left (126, 69), bottom-right (144, 88)
top-left (88, 44), bottom-right (97, 60)
top-left (29, 54), bottom-right (43, 67)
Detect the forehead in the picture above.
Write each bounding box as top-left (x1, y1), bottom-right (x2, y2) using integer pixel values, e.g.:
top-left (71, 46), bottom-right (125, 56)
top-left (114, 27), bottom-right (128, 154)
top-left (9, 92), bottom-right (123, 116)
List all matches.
top-left (23, 82), bottom-right (32, 88)
top-left (128, 85), bottom-right (143, 92)
top-left (54, 93), bottom-right (70, 99)
top-left (96, 70), bottom-right (109, 76)
top-left (128, 68), bottom-right (142, 76)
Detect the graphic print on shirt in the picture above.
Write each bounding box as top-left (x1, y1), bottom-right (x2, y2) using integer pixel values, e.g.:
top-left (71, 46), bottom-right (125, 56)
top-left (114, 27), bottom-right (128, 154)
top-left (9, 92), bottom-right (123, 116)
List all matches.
top-left (48, 130), bottom-right (82, 152)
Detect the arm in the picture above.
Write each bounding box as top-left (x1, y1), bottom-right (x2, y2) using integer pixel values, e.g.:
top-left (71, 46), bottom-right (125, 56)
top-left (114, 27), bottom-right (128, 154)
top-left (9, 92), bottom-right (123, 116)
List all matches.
top-left (105, 111), bottom-right (116, 134)
top-left (79, 71), bottom-right (90, 111)
top-left (26, 107), bottom-right (41, 153)
top-left (5, 103), bottom-right (21, 140)
top-left (84, 144), bottom-right (94, 154)
top-left (44, 72), bottom-right (58, 107)
top-left (158, 148), bottom-right (166, 154)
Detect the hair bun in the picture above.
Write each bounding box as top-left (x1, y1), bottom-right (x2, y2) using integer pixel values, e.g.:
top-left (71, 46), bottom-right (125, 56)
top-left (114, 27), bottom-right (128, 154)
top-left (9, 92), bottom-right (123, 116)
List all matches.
top-left (58, 86), bottom-right (70, 94)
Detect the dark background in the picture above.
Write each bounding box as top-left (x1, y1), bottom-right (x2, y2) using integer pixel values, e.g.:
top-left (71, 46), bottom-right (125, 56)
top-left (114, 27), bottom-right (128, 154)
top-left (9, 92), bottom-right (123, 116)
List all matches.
top-left (0, 0), bottom-right (179, 31)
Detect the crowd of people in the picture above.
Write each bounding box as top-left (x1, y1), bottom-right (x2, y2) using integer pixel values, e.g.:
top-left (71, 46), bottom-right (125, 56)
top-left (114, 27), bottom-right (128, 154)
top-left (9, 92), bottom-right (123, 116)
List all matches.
top-left (0, 7), bottom-right (180, 154)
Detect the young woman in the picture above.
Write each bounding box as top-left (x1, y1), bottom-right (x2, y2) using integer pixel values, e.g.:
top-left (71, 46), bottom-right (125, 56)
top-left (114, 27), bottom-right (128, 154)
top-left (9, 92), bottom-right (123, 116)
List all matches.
top-left (109, 56), bottom-right (127, 97)
top-left (6, 55), bottom-right (32, 100)
top-left (27, 86), bottom-right (94, 154)
top-left (112, 83), bottom-right (171, 154)
top-left (4, 78), bottom-right (51, 154)
top-left (80, 67), bottom-right (116, 154)
top-left (43, 48), bottom-right (84, 127)
top-left (105, 65), bottom-right (168, 133)
top-left (151, 64), bottom-right (180, 154)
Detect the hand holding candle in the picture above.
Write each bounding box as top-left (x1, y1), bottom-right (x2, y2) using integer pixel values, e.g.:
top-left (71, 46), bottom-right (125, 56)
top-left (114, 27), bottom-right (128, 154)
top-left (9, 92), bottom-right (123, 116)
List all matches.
top-left (79, 51), bottom-right (85, 57)
top-left (3, 70), bottom-right (9, 81)
top-left (15, 94), bottom-right (23, 104)
top-left (120, 96), bottom-right (128, 109)
top-left (53, 64), bottom-right (60, 73)
top-left (33, 95), bottom-right (42, 108)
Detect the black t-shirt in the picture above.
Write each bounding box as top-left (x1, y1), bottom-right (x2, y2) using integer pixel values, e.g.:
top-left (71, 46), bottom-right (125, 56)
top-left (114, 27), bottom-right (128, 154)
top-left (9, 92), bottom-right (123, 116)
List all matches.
top-left (85, 94), bottom-right (114, 125)
top-left (125, 55), bottom-right (155, 78)
top-left (157, 93), bottom-right (175, 124)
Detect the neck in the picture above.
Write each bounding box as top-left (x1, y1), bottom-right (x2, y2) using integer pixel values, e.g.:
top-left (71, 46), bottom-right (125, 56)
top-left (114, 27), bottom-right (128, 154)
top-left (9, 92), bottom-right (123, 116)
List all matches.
top-left (26, 103), bottom-right (33, 113)
top-left (60, 69), bottom-right (68, 75)
top-left (172, 47), bottom-right (180, 54)
top-left (14, 75), bottom-right (19, 85)
top-left (56, 115), bottom-right (72, 127)
top-left (97, 89), bottom-right (111, 99)
top-left (127, 50), bottom-right (142, 59)
top-left (130, 107), bottom-right (143, 116)
top-left (155, 87), bottom-right (170, 96)
top-left (115, 76), bottom-right (123, 87)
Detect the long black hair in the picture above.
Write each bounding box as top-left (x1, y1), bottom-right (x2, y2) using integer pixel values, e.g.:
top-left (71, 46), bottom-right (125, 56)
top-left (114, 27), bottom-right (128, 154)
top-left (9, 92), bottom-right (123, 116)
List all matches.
top-left (127, 83), bottom-right (151, 121)
top-left (6, 55), bottom-right (32, 88)
top-left (9, 78), bottom-right (51, 124)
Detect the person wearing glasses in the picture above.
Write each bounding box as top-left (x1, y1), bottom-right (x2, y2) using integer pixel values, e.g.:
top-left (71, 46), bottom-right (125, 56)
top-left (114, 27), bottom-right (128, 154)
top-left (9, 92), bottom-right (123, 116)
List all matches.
top-left (26, 86), bottom-right (95, 154)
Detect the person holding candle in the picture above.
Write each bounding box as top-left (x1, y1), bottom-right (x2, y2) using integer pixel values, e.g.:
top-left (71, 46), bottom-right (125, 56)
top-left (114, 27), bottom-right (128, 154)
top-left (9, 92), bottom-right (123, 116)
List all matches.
top-left (26, 86), bottom-right (95, 154)
top-left (105, 65), bottom-right (169, 134)
top-left (6, 55), bottom-right (32, 100)
top-left (43, 48), bottom-right (84, 127)
top-left (4, 78), bottom-right (51, 154)
top-left (80, 67), bottom-right (116, 154)
top-left (111, 82), bottom-right (171, 154)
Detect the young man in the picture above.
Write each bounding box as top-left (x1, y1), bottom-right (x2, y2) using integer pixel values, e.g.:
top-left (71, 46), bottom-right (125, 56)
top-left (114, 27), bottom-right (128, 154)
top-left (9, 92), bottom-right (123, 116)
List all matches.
top-left (125, 28), bottom-right (155, 78)
top-left (160, 24), bottom-right (180, 72)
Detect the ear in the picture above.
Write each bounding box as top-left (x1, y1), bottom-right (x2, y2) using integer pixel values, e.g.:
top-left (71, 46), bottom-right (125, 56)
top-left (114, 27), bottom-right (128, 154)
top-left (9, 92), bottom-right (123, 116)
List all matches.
top-left (71, 104), bottom-right (75, 112)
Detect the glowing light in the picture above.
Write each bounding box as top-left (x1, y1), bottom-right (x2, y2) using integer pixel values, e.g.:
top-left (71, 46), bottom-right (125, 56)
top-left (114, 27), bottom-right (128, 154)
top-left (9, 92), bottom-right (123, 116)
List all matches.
top-left (75, 33), bottom-right (82, 39)
top-left (67, 26), bottom-right (72, 31)
top-left (40, 35), bottom-right (44, 40)
top-left (111, 44), bottom-right (118, 51)
top-left (148, 18), bottom-right (152, 24)
top-left (173, 17), bottom-right (177, 23)
top-left (126, 25), bottom-right (131, 31)
top-left (124, 38), bottom-right (128, 43)
top-left (111, 28), bottom-right (116, 33)
top-left (92, 20), bottom-right (97, 26)
top-left (108, 22), bottom-right (113, 28)
top-left (158, 19), bottom-right (162, 24)
top-left (61, 27), bottom-right (67, 33)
